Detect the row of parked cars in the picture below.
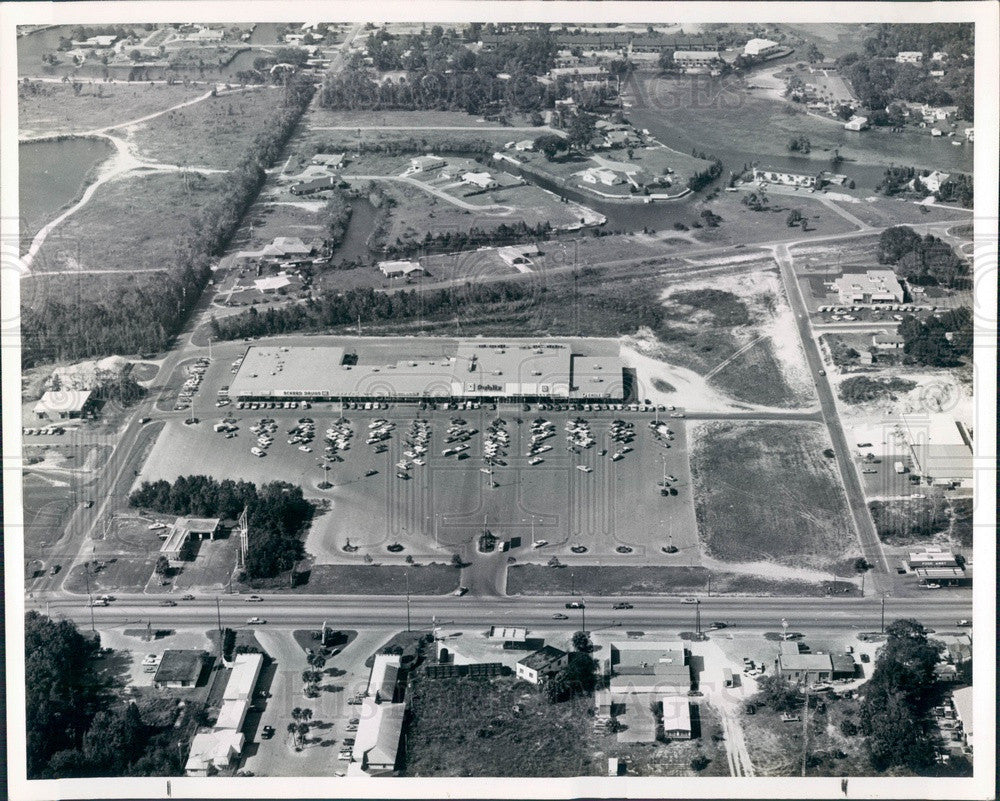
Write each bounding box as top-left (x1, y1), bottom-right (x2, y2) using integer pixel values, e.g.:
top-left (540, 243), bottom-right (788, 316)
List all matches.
top-left (23, 426), bottom-right (65, 435)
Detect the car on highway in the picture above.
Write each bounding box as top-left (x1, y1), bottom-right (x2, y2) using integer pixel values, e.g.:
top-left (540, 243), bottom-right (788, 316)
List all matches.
top-left (612, 602), bottom-right (633, 610)
top-left (160, 600), bottom-right (177, 607)
top-left (956, 619), bottom-right (971, 627)
top-left (680, 597), bottom-right (698, 604)
top-left (246, 617), bottom-right (265, 625)
top-left (565, 601), bottom-right (585, 609)
top-left (261, 725), bottom-right (275, 740)
top-left (551, 613), bottom-right (569, 620)
top-left (246, 595), bottom-right (264, 602)
top-left (181, 594), bottom-right (196, 601)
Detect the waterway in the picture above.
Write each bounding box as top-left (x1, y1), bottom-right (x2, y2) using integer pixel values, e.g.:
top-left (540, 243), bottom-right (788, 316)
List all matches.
top-left (18, 136), bottom-right (114, 244)
top-left (329, 198), bottom-right (379, 265)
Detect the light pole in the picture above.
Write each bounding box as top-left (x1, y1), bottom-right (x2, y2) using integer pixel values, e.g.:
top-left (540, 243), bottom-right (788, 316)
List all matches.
top-left (405, 572), bottom-right (412, 633)
top-left (83, 562), bottom-right (96, 632)
top-left (694, 599), bottom-right (701, 637)
top-left (580, 600), bottom-right (586, 634)
top-left (880, 595), bottom-right (886, 634)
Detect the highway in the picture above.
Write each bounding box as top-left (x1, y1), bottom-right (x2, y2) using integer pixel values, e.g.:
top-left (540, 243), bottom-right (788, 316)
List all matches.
top-left (34, 594), bottom-right (972, 634)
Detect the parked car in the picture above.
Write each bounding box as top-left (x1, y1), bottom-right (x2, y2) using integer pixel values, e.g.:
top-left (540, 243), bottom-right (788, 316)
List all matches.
top-left (261, 725), bottom-right (275, 740)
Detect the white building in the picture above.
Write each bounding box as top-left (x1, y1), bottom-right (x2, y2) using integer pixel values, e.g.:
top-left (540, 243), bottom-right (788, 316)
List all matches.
top-left (896, 51), bottom-right (924, 64)
top-left (378, 260), bottom-right (425, 279)
top-left (513, 139), bottom-right (535, 151)
top-left (352, 697), bottom-right (404, 775)
top-left (515, 645), bottom-right (568, 684)
top-left (184, 730), bottom-right (244, 776)
top-left (931, 51), bottom-right (949, 61)
top-left (33, 389), bottom-right (95, 420)
top-left (461, 171), bottom-right (499, 190)
top-left (753, 167), bottom-right (818, 188)
top-left (833, 270), bottom-right (905, 304)
top-left (743, 38), bottom-right (780, 58)
top-left (872, 330), bottom-right (906, 350)
top-left (409, 155), bottom-right (446, 172)
top-left (223, 653), bottom-right (264, 702)
top-left (582, 167), bottom-right (625, 186)
top-left (673, 50), bottom-right (722, 73)
top-left (844, 115), bottom-right (869, 131)
top-left (312, 152), bottom-right (346, 169)
top-left (917, 170), bottom-right (951, 193)
top-left (661, 695), bottom-right (693, 739)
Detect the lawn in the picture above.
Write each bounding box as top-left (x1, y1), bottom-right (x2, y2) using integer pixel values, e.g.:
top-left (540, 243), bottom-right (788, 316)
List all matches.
top-left (402, 674), bottom-right (598, 777)
top-left (131, 85), bottom-right (285, 169)
top-left (28, 170), bottom-right (228, 274)
top-left (282, 564), bottom-right (460, 595)
top-left (506, 565), bottom-right (852, 597)
top-left (18, 80), bottom-right (210, 136)
top-left (690, 421), bottom-right (859, 572)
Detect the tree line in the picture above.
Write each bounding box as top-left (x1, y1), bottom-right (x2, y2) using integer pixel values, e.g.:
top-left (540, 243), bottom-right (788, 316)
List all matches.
top-left (898, 307), bottom-right (972, 367)
top-left (22, 75), bottom-right (316, 369)
top-left (876, 226), bottom-right (970, 288)
top-left (129, 475), bottom-right (313, 578)
top-left (384, 220), bottom-right (554, 260)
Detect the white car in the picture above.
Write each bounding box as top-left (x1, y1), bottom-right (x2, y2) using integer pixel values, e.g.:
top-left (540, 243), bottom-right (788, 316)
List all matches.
top-left (529, 457), bottom-right (544, 465)
top-left (576, 465), bottom-right (593, 473)
top-left (531, 539), bottom-right (548, 549)
top-left (298, 445), bottom-right (312, 452)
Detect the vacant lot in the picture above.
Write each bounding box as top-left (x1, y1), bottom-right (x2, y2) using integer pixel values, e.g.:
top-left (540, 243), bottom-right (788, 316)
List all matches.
top-left (18, 81), bottom-right (210, 137)
top-left (869, 497), bottom-right (972, 548)
top-left (690, 422), bottom-right (858, 572)
top-left (276, 564), bottom-right (460, 595)
top-left (506, 565), bottom-right (847, 597)
top-left (132, 86), bottom-right (283, 169)
top-left (402, 674), bottom-right (597, 776)
top-left (28, 171), bottom-right (228, 274)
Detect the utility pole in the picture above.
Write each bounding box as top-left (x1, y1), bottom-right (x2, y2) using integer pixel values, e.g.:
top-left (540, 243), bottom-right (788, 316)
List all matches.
top-left (695, 599), bottom-right (701, 637)
top-left (215, 596), bottom-right (222, 636)
top-left (581, 601), bottom-right (586, 634)
top-left (83, 562), bottom-right (95, 632)
top-left (880, 595), bottom-right (886, 633)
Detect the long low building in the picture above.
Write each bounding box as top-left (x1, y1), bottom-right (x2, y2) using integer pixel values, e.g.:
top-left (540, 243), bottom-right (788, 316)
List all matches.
top-left (228, 341), bottom-right (627, 402)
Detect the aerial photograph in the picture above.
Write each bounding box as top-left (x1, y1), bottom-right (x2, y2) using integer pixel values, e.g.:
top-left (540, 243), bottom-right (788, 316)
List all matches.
top-left (4, 7), bottom-right (994, 798)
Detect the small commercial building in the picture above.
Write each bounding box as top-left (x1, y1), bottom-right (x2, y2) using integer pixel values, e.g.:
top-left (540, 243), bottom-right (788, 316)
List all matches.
top-left (224, 653), bottom-right (264, 702)
top-left (367, 653), bottom-right (403, 703)
top-left (515, 645), bottom-right (568, 684)
top-left (184, 730), bottom-right (245, 776)
top-left (153, 650), bottom-right (206, 689)
top-left (900, 415), bottom-right (974, 487)
top-left (487, 626), bottom-right (528, 644)
top-left (159, 517), bottom-right (221, 561)
top-left (33, 389), bottom-right (96, 420)
top-left (215, 698), bottom-right (250, 731)
top-left (777, 652), bottom-right (833, 684)
top-left (608, 641), bottom-right (692, 695)
top-left (743, 38), bottom-right (780, 58)
top-left (872, 330), bottom-right (906, 350)
top-left (352, 697), bottom-right (405, 775)
top-left (896, 51), bottom-right (924, 64)
top-left (834, 270), bottom-right (905, 305)
top-left (661, 695), bottom-right (693, 739)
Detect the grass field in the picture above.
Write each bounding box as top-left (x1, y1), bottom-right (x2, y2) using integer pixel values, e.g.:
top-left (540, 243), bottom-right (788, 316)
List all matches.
top-left (505, 565), bottom-right (852, 597)
top-left (18, 81), bottom-right (210, 137)
top-left (690, 421), bottom-right (859, 572)
top-left (402, 674), bottom-right (597, 777)
top-left (28, 171), bottom-right (227, 274)
top-left (275, 564), bottom-right (460, 595)
top-left (131, 85), bottom-right (284, 169)
top-left (689, 192), bottom-right (858, 246)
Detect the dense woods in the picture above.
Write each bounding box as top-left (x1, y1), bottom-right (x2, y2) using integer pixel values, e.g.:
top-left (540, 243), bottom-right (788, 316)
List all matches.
top-left (876, 226), bottom-right (969, 288)
top-left (129, 475), bottom-right (312, 578)
top-left (22, 75), bottom-right (315, 368)
top-left (209, 281), bottom-right (531, 340)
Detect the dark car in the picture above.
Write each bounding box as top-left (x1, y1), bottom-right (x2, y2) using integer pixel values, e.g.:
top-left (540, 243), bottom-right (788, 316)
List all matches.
top-left (612, 602), bottom-right (633, 610)
top-left (261, 725), bottom-right (275, 740)
top-left (565, 601), bottom-right (585, 609)
top-left (860, 653), bottom-right (870, 663)
top-left (551, 613), bottom-right (569, 620)
top-left (49, 564), bottom-right (61, 576)
top-left (160, 600), bottom-right (177, 607)
top-left (709, 621), bottom-right (728, 629)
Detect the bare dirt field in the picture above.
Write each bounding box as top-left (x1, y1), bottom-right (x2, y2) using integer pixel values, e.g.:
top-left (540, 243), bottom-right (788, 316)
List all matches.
top-left (690, 421), bottom-right (860, 573)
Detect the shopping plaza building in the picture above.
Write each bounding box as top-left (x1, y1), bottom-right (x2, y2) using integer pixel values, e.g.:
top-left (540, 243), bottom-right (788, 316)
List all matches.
top-left (228, 341), bottom-right (629, 403)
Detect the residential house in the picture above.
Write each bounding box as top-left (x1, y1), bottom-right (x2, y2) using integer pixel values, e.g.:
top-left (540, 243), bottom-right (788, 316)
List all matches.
top-left (916, 170), bottom-right (950, 193)
top-left (290, 176), bottom-right (340, 195)
top-left (844, 115), bottom-right (869, 131)
top-left (378, 260), bottom-right (425, 279)
top-left (311, 152), bottom-right (347, 169)
top-left (776, 651), bottom-right (834, 684)
top-left (582, 168), bottom-right (625, 186)
top-left (515, 645), bottom-right (569, 684)
top-left (184, 730), bottom-right (244, 776)
top-left (513, 139), bottom-right (535, 152)
top-left (872, 330), bottom-right (906, 350)
top-left (661, 695), bottom-right (694, 739)
top-left (896, 51), bottom-right (924, 64)
top-left (461, 171), bottom-right (499, 190)
top-left (673, 50), bottom-right (722, 73)
top-left (409, 155), bottom-right (446, 173)
top-left (752, 167), bottom-right (819, 188)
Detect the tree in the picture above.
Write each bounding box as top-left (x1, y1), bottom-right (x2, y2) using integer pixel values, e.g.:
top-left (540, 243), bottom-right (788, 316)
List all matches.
top-left (877, 226), bottom-right (922, 264)
top-left (572, 631), bottom-right (593, 653)
top-left (154, 555), bottom-right (170, 576)
top-left (129, 49), bottom-right (142, 61)
top-left (534, 133), bottom-right (567, 160)
top-left (786, 209), bottom-right (804, 227)
top-left (753, 674), bottom-right (801, 712)
top-left (567, 112), bottom-right (597, 150)
top-left (450, 553), bottom-right (463, 568)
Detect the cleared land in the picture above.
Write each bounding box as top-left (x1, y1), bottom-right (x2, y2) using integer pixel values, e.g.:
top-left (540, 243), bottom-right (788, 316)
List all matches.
top-left (402, 674), bottom-right (597, 777)
top-left (690, 421), bottom-right (859, 573)
top-left (869, 497), bottom-right (972, 549)
top-left (27, 171), bottom-right (227, 274)
top-left (18, 81), bottom-right (210, 137)
top-left (250, 564), bottom-right (460, 595)
top-left (131, 86), bottom-right (284, 169)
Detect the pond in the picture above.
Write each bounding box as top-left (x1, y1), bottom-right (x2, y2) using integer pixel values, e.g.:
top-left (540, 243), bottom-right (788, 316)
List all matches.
top-left (18, 136), bottom-right (114, 247)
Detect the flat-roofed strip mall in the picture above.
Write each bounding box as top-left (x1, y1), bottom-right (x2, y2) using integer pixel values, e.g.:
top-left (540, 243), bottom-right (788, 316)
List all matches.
top-left (228, 341), bottom-right (630, 402)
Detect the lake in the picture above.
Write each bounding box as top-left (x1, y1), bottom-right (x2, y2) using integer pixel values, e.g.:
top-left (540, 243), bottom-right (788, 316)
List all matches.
top-left (19, 136), bottom-right (114, 248)
top-left (626, 72), bottom-right (973, 191)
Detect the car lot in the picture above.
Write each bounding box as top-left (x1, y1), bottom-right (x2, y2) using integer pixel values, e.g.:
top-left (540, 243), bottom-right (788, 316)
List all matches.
top-left (135, 403), bottom-right (700, 566)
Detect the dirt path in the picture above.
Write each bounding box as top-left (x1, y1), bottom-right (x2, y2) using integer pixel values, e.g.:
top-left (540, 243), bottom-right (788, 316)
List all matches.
top-left (698, 639), bottom-right (756, 776)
